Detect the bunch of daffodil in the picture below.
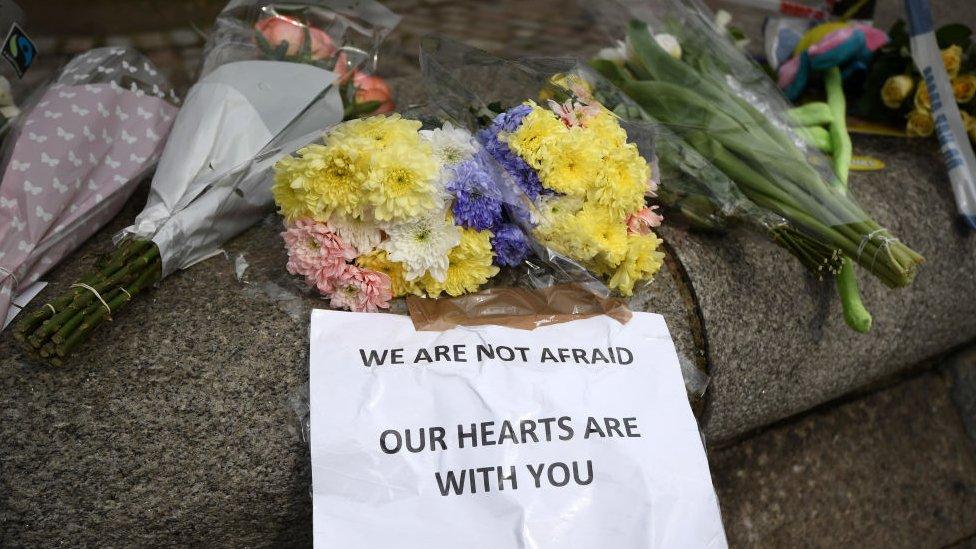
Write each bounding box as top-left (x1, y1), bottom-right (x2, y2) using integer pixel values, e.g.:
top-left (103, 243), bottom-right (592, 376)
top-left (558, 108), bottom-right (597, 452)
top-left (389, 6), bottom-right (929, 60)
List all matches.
top-left (272, 114), bottom-right (535, 311)
top-left (478, 99), bottom-right (665, 296)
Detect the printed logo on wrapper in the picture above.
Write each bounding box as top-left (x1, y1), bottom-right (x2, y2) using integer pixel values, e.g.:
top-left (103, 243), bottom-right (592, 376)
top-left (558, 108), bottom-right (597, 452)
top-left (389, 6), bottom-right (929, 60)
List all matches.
top-left (308, 310), bottom-right (727, 548)
top-left (1, 23), bottom-right (35, 78)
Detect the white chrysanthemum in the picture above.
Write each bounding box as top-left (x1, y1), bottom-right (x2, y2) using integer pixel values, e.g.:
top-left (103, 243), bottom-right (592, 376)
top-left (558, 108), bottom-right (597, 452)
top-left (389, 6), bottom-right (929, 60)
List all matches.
top-left (380, 212), bottom-right (461, 282)
top-left (327, 212), bottom-right (384, 254)
top-left (420, 122), bottom-right (478, 167)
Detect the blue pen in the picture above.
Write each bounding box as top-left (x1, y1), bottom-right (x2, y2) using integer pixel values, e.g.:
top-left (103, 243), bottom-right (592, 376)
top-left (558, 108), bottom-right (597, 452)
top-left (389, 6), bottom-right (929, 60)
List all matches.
top-left (905, 0), bottom-right (976, 230)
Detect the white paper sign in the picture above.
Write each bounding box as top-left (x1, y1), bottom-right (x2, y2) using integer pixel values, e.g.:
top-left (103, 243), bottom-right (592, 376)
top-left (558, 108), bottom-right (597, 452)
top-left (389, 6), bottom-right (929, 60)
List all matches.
top-left (309, 310), bottom-right (727, 548)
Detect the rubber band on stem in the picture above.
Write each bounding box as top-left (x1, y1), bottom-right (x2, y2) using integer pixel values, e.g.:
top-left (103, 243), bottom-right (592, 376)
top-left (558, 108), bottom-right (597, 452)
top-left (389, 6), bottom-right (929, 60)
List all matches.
top-left (70, 283), bottom-right (112, 320)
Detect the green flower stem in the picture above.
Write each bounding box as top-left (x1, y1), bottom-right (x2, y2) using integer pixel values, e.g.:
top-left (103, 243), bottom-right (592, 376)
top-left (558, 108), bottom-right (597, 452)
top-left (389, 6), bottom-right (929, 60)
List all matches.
top-left (31, 244), bottom-right (159, 344)
top-left (795, 126), bottom-right (833, 153)
top-left (621, 76), bottom-right (920, 285)
top-left (57, 259), bottom-right (161, 359)
top-left (826, 66), bottom-right (871, 333)
top-left (787, 102), bottom-right (834, 127)
top-left (13, 240), bottom-right (149, 341)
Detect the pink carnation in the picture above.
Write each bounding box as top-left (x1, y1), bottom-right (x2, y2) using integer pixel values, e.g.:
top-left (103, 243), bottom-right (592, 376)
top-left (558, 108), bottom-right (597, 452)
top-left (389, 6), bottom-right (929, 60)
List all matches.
top-left (328, 264), bottom-right (393, 312)
top-left (281, 219), bottom-right (355, 283)
top-left (627, 206), bottom-right (664, 235)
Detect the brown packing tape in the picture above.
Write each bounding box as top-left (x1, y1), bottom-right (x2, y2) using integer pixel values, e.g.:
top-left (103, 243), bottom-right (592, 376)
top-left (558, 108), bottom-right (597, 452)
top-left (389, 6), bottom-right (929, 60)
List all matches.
top-left (407, 284), bottom-right (632, 332)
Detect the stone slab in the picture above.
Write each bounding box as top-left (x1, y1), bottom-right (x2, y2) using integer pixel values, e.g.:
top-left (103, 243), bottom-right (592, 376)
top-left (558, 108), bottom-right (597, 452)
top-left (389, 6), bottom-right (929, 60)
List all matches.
top-left (679, 133), bottom-right (976, 443)
top-left (0, 190), bottom-right (695, 546)
top-left (711, 373), bottom-right (976, 547)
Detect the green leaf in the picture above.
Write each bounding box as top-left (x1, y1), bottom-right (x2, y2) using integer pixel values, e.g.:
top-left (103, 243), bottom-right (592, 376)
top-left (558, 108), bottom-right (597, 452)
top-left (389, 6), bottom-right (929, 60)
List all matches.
top-left (273, 40), bottom-right (290, 60)
top-left (255, 31), bottom-right (274, 56)
top-left (588, 59), bottom-right (631, 87)
top-left (299, 24), bottom-right (313, 61)
top-left (936, 23), bottom-right (973, 49)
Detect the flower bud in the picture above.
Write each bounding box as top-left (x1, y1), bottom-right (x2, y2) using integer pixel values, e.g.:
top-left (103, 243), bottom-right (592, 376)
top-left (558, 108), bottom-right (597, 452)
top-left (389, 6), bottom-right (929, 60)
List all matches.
top-left (914, 82), bottom-right (931, 111)
top-left (953, 74), bottom-right (976, 104)
top-left (256, 15), bottom-right (336, 61)
top-left (961, 110), bottom-right (976, 134)
top-left (881, 75), bottom-right (914, 109)
top-left (596, 40), bottom-right (629, 65)
top-left (942, 45), bottom-right (963, 79)
top-left (906, 109), bottom-right (934, 137)
top-left (654, 34), bottom-right (682, 60)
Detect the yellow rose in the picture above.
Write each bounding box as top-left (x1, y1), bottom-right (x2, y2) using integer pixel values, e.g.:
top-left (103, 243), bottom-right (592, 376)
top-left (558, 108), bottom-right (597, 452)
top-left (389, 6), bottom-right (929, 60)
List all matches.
top-left (881, 75), bottom-right (914, 109)
top-left (953, 74), bottom-right (976, 104)
top-left (914, 82), bottom-right (931, 111)
top-left (942, 45), bottom-right (963, 79)
top-left (961, 111), bottom-right (976, 134)
top-left (906, 109), bottom-right (935, 137)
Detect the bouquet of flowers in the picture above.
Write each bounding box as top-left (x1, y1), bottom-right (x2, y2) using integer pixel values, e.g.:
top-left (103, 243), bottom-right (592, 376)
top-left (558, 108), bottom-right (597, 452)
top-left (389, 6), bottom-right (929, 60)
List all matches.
top-left (273, 115), bottom-right (514, 310)
top-left (478, 99), bottom-right (664, 296)
top-left (2, 47), bottom-right (177, 336)
top-left (853, 20), bottom-right (976, 139)
top-left (271, 92), bottom-right (664, 310)
top-left (584, 0), bottom-right (924, 332)
top-left (15, 0), bottom-right (399, 364)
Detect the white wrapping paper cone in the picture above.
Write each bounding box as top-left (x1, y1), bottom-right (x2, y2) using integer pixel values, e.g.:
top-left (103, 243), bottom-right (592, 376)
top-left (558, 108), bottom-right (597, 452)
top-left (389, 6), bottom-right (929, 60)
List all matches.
top-left (127, 60), bottom-right (343, 275)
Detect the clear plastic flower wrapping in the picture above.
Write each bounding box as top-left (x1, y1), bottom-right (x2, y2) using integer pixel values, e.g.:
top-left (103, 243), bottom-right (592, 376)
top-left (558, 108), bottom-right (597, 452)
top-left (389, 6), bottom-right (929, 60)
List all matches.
top-left (581, 0), bottom-right (923, 290)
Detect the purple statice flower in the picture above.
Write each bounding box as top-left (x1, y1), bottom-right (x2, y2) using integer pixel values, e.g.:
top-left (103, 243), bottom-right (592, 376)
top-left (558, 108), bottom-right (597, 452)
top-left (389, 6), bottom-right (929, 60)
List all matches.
top-left (447, 158), bottom-right (504, 231)
top-left (491, 223), bottom-right (532, 267)
top-left (477, 105), bottom-right (545, 199)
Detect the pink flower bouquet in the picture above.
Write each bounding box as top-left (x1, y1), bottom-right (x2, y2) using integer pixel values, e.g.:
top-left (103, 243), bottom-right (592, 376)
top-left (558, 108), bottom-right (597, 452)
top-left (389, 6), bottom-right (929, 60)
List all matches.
top-left (1, 47), bottom-right (178, 334)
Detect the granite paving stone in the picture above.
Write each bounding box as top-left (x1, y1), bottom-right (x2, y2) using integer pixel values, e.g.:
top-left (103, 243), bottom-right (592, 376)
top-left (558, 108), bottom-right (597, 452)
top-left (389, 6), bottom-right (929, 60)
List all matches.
top-left (712, 373), bottom-right (976, 548)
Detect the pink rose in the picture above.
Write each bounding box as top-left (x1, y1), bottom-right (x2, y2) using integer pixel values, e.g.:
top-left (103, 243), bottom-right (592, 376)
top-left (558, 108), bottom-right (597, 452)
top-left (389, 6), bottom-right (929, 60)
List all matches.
top-left (351, 72), bottom-right (395, 114)
top-left (256, 15), bottom-right (337, 60)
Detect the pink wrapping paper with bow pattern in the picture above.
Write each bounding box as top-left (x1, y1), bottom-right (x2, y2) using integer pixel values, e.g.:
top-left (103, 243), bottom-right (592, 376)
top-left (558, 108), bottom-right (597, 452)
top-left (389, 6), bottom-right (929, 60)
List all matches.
top-left (0, 47), bottom-right (179, 327)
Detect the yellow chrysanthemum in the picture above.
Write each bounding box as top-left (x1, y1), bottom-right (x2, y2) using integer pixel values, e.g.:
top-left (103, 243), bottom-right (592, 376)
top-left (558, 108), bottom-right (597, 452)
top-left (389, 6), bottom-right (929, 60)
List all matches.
top-left (536, 203), bottom-right (627, 266)
top-left (579, 203), bottom-right (629, 266)
top-left (326, 114), bottom-right (423, 155)
top-left (588, 143), bottom-right (650, 221)
top-left (507, 103), bottom-right (568, 169)
top-left (534, 194), bottom-right (584, 226)
top-left (420, 228), bottom-right (499, 297)
top-left (584, 110), bottom-right (627, 148)
top-left (271, 156), bottom-right (311, 221)
top-left (607, 233), bottom-right (665, 296)
top-left (537, 128), bottom-right (605, 197)
top-left (356, 249), bottom-right (419, 297)
top-left (363, 141), bottom-right (440, 222)
top-left (272, 141), bottom-right (369, 221)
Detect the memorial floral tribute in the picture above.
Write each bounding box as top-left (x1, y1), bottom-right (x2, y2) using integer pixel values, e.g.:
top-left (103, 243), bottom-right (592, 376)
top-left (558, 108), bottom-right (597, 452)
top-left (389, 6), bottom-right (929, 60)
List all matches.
top-left (2, 48), bottom-right (177, 342)
top-left (271, 99), bottom-right (664, 312)
top-left (587, 1), bottom-right (924, 332)
top-left (478, 100), bottom-right (664, 296)
top-left (15, 0), bottom-right (399, 364)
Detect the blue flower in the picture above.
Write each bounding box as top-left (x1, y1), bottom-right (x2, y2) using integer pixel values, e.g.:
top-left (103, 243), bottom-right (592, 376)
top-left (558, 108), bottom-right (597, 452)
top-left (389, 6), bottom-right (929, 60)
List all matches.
top-left (491, 223), bottom-right (532, 267)
top-left (477, 106), bottom-right (545, 199)
top-left (447, 159), bottom-right (504, 230)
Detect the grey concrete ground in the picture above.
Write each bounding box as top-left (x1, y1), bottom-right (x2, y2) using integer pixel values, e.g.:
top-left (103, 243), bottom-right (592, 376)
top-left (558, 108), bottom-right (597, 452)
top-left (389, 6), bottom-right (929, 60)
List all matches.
top-left (3, 0), bottom-right (976, 546)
